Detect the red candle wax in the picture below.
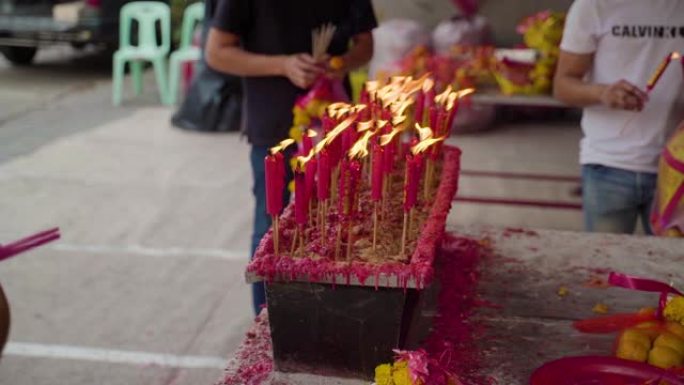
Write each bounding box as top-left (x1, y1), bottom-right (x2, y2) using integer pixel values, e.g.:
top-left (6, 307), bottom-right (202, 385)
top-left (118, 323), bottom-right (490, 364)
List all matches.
top-left (302, 132), bottom-right (314, 155)
top-left (382, 142), bottom-right (395, 175)
top-left (305, 158), bottom-right (317, 202)
top-left (317, 149), bottom-right (331, 201)
top-left (338, 158), bottom-right (349, 215)
top-left (322, 114), bottom-right (334, 134)
top-left (428, 106), bottom-right (439, 131)
top-left (435, 109), bottom-right (446, 136)
top-left (414, 91), bottom-right (425, 125)
top-left (424, 89), bottom-right (436, 125)
top-left (348, 160), bottom-right (362, 214)
top-left (446, 101), bottom-right (459, 134)
top-left (264, 154), bottom-right (283, 216)
top-left (403, 153), bottom-right (422, 211)
top-left (360, 88), bottom-right (370, 105)
top-left (371, 143), bottom-right (384, 201)
top-left (294, 170), bottom-right (308, 226)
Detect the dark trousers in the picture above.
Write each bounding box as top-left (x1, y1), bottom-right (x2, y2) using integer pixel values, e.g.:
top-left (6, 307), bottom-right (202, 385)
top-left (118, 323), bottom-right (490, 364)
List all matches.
top-left (249, 145), bottom-right (293, 315)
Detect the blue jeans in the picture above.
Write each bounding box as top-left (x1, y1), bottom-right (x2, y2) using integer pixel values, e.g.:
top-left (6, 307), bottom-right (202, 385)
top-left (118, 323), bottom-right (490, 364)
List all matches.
top-left (582, 164), bottom-right (657, 234)
top-left (249, 145), bottom-right (293, 315)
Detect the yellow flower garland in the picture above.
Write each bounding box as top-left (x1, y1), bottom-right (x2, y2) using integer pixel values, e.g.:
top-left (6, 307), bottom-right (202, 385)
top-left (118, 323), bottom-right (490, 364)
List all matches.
top-left (665, 296), bottom-right (684, 325)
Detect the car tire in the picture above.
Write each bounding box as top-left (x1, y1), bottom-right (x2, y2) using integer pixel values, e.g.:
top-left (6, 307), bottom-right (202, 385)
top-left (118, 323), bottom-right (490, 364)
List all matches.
top-left (0, 284), bottom-right (10, 356)
top-left (0, 46), bottom-right (38, 66)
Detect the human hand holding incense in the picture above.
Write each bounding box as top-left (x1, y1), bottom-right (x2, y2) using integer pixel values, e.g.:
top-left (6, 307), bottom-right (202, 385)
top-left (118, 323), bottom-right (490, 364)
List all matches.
top-left (599, 79), bottom-right (648, 111)
top-left (283, 53), bottom-right (324, 89)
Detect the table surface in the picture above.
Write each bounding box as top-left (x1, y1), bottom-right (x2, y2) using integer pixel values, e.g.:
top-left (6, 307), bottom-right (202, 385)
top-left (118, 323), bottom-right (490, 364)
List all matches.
top-left (470, 89), bottom-right (566, 108)
top-left (217, 226), bottom-right (684, 385)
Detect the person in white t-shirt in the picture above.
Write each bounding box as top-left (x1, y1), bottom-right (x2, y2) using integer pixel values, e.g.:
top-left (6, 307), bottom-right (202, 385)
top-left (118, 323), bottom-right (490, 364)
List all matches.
top-left (554, 0), bottom-right (684, 234)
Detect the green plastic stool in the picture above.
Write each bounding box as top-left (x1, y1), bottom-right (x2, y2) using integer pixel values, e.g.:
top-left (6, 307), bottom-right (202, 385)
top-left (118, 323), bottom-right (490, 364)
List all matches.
top-left (112, 1), bottom-right (171, 106)
top-left (167, 2), bottom-right (204, 105)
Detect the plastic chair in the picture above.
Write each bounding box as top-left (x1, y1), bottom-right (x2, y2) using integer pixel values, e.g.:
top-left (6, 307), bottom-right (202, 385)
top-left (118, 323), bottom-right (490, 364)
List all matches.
top-left (112, 1), bottom-right (171, 106)
top-left (167, 2), bottom-right (205, 105)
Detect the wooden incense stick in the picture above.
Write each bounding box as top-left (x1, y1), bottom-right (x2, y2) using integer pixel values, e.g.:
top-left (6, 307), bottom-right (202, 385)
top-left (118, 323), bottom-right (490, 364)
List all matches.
top-left (290, 226), bottom-right (299, 256)
top-left (335, 224), bottom-right (342, 259)
top-left (400, 212), bottom-right (408, 258)
top-left (312, 23), bottom-right (337, 61)
top-left (346, 223), bottom-right (353, 261)
top-left (372, 202), bottom-right (378, 253)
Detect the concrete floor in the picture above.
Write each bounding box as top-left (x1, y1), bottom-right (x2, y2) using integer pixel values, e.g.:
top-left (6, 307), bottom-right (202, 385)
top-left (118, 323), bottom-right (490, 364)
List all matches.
top-left (0, 47), bottom-right (583, 385)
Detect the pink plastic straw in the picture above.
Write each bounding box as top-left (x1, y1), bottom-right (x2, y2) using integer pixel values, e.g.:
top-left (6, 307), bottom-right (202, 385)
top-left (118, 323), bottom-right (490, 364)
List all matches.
top-left (0, 228), bottom-right (61, 261)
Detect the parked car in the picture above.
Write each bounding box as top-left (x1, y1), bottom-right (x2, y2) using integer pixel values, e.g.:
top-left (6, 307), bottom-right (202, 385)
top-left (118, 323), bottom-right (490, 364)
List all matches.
top-left (0, 0), bottom-right (167, 65)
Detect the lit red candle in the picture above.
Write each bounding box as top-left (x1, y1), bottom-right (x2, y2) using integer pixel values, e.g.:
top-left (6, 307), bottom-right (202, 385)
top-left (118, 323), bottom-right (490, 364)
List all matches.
top-left (404, 153), bottom-right (422, 211)
top-left (317, 149), bottom-right (331, 201)
top-left (414, 90), bottom-right (425, 125)
top-left (428, 105), bottom-right (439, 132)
top-left (294, 168), bottom-right (308, 226)
top-left (264, 139), bottom-right (294, 216)
top-left (423, 79), bottom-right (436, 125)
top-left (348, 160), bottom-right (362, 213)
top-left (264, 152), bottom-right (284, 217)
top-left (305, 157), bottom-right (317, 201)
top-left (371, 142), bottom-right (384, 201)
top-left (302, 129), bottom-right (317, 155)
top-left (337, 158), bottom-right (350, 215)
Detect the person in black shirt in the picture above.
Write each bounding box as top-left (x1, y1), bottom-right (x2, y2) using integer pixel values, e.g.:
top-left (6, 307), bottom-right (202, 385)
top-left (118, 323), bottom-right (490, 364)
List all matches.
top-left (206, 0), bottom-right (377, 315)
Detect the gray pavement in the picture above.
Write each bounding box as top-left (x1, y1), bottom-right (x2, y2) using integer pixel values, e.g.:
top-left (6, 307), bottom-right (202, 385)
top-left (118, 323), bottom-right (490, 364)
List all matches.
top-left (0, 47), bottom-right (584, 385)
top-left (0, 48), bottom-right (254, 385)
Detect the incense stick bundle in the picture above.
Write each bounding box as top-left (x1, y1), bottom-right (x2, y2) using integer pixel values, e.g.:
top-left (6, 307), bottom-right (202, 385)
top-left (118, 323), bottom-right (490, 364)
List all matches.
top-left (312, 23), bottom-right (337, 61)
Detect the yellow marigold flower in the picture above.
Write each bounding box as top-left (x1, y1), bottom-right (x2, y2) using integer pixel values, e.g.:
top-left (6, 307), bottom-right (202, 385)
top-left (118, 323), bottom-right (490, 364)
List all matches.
top-left (374, 364), bottom-right (393, 385)
top-left (664, 296), bottom-right (684, 325)
top-left (329, 56), bottom-right (345, 71)
top-left (392, 361), bottom-right (413, 385)
top-left (593, 303), bottom-right (609, 314)
top-left (289, 126), bottom-right (304, 143)
top-left (293, 110), bottom-right (310, 127)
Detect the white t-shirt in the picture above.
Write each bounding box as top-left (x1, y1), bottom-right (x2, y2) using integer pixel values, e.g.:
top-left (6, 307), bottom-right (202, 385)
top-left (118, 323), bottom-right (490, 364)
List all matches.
top-left (561, 0), bottom-right (684, 173)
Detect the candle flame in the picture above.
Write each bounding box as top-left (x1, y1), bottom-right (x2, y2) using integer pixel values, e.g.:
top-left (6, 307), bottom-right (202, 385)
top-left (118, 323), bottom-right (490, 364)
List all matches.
top-left (392, 114), bottom-right (407, 128)
top-left (314, 115), bottom-right (356, 153)
top-left (672, 52), bottom-right (681, 59)
top-left (422, 78), bottom-right (435, 93)
top-left (365, 80), bottom-right (380, 93)
top-left (357, 120), bottom-right (374, 133)
top-left (415, 124), bottom-right (433, 141)
top-left (327, 102), bottom-right (349, 116)
top-left (411, 136), bottom-right (445, 155)
top-left (348, 131), bottom-right (375, 159)
top-left (365, 80), bottom-right (380, 102)
top-left (401, 73), bottom-right (430, 95)
top-left (376, 120), bottom-right (389, 131)
top-left (294, 149), bottom-right (316, 171)
top-left (380, 127), bottom-right (403, 146)
top-left (352, 104), bottom-right (368, 114)
top-left (445, 88), bottom-right (476, 111)
top-left (269, 138), bottom-right (295, 155)
top-left (454, 88), bottom-right (476, 99)
top-left (390, 99), bottom-right (414, 117)
top-left (390, 75), bottom-right (408, 86)
top-left (435, 85), bottom-right (453, 106)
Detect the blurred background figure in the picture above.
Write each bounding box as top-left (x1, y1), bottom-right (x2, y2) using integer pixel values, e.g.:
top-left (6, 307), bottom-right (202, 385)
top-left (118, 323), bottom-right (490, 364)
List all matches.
top-left (205, 0), bottom-right (377, 315)
top-left (553, 0), bottom-right (684, 234)
top-left (171, 0), bottom-right (242, 132)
